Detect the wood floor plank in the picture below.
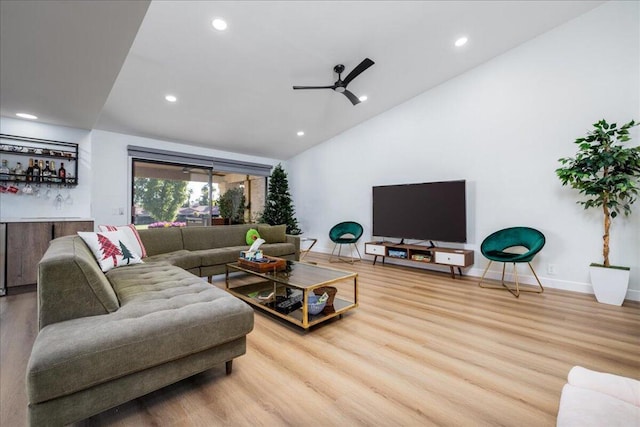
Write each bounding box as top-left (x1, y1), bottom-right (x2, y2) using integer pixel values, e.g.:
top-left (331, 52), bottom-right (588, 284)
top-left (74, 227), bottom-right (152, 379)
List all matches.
top-left (1, 252), bottom-right (638, 426)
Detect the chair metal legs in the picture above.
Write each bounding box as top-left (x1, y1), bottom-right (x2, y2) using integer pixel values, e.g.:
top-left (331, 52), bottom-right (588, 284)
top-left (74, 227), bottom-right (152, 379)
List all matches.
top-left (329, 243), bottom-right (362, 263)
top-left (478, 261), bottom-right (544, 298)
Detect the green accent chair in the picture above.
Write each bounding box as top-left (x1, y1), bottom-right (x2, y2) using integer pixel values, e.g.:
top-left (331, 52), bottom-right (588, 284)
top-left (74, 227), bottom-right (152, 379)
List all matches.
top-left (478, 226), bottom-right (545, 297)
top-left (329, 221), bottom-right (363, 263)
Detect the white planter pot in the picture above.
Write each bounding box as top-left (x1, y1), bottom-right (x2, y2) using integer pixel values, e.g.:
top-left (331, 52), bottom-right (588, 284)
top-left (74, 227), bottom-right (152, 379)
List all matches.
top-left (589, 264), bottom-right (630, 306)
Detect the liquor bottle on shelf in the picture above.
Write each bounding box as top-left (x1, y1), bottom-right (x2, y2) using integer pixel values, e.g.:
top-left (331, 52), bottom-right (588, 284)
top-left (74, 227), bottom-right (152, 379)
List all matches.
top-left (42, 160), bottom-right (51, 182)
top-left (33, 160), bottom-right (42, 182)
top-left (15, 162), bottom-right (25, 181)
top-left (58, 162), bottom-right (66, 183)
top-left (50, 160), bottom-right (58, 183)
top-left (26, 158), bottom-right (34, 182)
top-left (0, 159), bottom-right (10, 180)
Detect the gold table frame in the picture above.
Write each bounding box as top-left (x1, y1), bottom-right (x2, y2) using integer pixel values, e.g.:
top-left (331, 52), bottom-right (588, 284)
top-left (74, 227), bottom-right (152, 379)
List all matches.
top-left (225, 260), bottom-right (358, 329)
top-left (299, 237), bottom-right (318, 260)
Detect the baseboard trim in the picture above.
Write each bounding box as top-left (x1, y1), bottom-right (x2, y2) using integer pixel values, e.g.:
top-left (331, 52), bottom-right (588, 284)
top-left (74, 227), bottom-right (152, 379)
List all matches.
top-left (309, 248), bottom-right (640, 303)
top-left (359, 252), bottom-right (640, 303)
top-left (467, 266), bottom-right (640, 302)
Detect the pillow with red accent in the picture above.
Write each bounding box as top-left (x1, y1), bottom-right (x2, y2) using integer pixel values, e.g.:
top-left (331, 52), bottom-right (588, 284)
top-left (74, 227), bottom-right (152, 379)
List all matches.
top-left (78, 231), bottom-right (143, 272)
top-left (98, 224), bottom-right (147, 258)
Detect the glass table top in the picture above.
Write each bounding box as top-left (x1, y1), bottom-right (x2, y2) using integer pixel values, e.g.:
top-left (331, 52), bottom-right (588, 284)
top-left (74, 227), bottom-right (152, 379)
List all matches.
top-left (227, 260), bottom-right (356, 289)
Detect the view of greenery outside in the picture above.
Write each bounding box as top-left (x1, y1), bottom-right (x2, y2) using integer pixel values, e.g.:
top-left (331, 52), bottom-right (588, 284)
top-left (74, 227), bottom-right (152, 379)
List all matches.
top-left (199, 184), bottom-right (210, 206)
top-left (132, 160), bottom-right (265, 227)
top-left (219, 187), bottom-right (246, 224)
top-left (133, 178), bottom-right (188, 222)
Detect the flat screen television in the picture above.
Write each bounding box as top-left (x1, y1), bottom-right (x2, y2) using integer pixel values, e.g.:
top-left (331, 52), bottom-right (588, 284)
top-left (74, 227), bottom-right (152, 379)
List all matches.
top-left (372, 180), bottom-right (467, 243)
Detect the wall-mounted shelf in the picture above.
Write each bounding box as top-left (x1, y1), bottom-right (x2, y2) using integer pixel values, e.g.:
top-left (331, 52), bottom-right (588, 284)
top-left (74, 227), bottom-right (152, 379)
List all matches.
top-left (0, 134), bottom-right (79, 186)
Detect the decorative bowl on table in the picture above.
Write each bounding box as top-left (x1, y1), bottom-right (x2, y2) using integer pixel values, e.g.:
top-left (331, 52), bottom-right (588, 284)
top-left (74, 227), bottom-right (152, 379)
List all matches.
top-left (307, 294), bottom-right (327, 315)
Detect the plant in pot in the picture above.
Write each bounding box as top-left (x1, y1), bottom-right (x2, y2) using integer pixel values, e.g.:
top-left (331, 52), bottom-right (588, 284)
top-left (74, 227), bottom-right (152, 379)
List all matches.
top-left (218, 187), bottom-right (246, 225)
top-left (556, 119), bottom-right (640, 305)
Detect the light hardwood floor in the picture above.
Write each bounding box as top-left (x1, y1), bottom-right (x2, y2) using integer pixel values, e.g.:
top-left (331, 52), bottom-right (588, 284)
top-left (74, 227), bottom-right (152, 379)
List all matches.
top-left (2, 253), bottom-right (639, 426)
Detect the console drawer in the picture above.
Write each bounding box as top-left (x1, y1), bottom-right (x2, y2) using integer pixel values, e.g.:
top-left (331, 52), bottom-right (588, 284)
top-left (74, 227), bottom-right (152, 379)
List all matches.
top-left (435, 251), bottom-right (466, 266)
top-left (365, 244), bottom-right (386, 256)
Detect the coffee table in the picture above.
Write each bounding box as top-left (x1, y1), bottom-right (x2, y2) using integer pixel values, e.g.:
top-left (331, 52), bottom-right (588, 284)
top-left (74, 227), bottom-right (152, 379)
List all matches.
top-left (225, 260), bottom-right (358, 329)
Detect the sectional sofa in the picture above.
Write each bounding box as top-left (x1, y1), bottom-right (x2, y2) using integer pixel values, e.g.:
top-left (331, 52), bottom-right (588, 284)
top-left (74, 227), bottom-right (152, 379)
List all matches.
top-left (26, 224), bottom-right (300, 426)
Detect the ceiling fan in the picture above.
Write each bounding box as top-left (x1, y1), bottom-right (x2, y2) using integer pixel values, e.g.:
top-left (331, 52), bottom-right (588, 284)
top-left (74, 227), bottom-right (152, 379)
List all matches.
top-left (293, 58), bottom-right (375, 105)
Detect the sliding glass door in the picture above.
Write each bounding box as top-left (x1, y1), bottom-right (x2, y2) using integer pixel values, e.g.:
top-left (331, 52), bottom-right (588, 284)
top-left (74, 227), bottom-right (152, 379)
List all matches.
top-left (131, 159), bottom-right (267, 227)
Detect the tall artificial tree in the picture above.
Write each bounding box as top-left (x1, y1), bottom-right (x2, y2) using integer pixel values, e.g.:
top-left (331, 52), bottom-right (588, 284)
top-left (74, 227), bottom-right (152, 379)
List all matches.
top-left (260, 164), bottom-right (301, 234)
top-left (556, 119), bottom-right (640, 267)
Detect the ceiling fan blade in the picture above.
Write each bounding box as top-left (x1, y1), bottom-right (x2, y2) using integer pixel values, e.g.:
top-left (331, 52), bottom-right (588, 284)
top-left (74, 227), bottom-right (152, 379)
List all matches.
top-left (342, 90), bottom-right (361, 105)
top-left (342, 58), bottom-right (375, 86)
top-left (292, 85), bottom-right (335, 90)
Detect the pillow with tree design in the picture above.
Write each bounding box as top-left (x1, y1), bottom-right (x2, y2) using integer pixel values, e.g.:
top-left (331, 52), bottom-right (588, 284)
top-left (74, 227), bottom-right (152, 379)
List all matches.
top-left (98, 224), bottom-right (147, 258)
top-left (78, 231), bottom-right (143, 272)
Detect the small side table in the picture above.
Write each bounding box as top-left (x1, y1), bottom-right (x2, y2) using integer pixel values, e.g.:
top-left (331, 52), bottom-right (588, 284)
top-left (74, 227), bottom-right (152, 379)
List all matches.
top-left (299, 237), bottom-right (317, 260)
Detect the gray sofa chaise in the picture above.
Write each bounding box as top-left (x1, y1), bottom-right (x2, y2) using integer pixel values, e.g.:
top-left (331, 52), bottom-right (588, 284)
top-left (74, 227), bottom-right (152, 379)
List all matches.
top-left (26, 224), bottom-right (300, 426)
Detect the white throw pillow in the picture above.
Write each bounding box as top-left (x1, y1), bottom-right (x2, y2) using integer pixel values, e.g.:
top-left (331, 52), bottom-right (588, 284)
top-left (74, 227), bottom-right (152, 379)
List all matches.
top-left (98, 224), bottom-right (147, 258)
top-left (78, 231), bottom-right (143, 272)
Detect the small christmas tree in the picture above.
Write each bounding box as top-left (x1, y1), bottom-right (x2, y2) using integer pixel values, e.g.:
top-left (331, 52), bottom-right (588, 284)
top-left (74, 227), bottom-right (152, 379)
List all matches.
top-left (97, 233), bottom-right (122, 266)
top-left (260, 164), bottom-right (301, 234)
top-left (119, 241), bottom-right (135, 265)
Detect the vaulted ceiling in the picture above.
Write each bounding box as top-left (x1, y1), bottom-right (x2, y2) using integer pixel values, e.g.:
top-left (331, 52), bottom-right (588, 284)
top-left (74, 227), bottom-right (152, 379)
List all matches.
top-left (1, 1), bottom-right (604, 159)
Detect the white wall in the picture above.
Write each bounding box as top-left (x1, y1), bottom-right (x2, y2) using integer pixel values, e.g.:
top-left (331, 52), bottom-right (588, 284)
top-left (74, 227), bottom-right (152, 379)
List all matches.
top-left (0, 117), bottom-right (92, 219)
top-left (286, 1), bottom-right (640, 299)
top-left (91, 130), bottom-right (281, 227)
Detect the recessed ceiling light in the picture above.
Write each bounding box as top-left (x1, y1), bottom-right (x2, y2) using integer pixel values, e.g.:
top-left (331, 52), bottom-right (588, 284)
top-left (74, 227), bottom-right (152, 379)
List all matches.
top-left (297, 131), bottom-right (305, 137)
top-left (165, 95), bottom-right (177, 102)
top-left (359, 95), bottom-right (368, 102)
top-left (455, 37), bottom-right (468, 47)
top-left (212, 18), bottom-right (228, 31)
top-left (16, 112), bottom-right (38, 120)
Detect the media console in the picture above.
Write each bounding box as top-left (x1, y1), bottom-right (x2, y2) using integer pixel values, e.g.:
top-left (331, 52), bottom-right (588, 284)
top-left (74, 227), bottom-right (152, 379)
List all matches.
top-left (364, 241), bottom-right (474, 279)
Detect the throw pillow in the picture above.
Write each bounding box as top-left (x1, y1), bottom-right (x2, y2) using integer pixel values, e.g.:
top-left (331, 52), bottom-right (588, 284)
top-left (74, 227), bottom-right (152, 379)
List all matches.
top-left (246, 228), bottom-right (261, 245)
top-left (78, 231), bottom-right (143, 272)
top-left (98, 224), bottom-right (147, 258)
top-left (257, 224), bottom-right (287, 243)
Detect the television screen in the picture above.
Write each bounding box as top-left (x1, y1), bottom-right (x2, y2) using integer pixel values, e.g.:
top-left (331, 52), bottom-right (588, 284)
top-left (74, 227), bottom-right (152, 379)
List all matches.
top-left (372, 180), bottom-right (467, 243)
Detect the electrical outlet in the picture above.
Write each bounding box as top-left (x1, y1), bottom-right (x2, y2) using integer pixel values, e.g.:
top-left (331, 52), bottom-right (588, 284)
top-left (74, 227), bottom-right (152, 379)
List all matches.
top-left (548, 264), bottom-right (558, 275)
top-left (118, 207), bottom-right (124, 215)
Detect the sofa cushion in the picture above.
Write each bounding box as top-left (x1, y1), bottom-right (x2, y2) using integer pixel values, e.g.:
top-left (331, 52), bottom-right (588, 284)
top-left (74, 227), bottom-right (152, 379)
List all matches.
top-left (78, 231), bottom-right (143, 272)
top-left (38, 236), bottom-right (120, 329)
top-left (557, 384), bottom-right (640, 427)
top-left (27, 264), bottom-right (254, 404)
top-left (567, 366), bottom-right (640, 406)
top-left (137, 227), bottom-right (184, 256)
top-left (260, 243), bottom-right (297, 258)
top-left (143, 250), bottom-right (201, 270)
top-left (196, 246), bottom-right (248, 267)
top-left (182, 224), bottom-right (252, 250)
top-left (257, 224), bottom-right (287, 243)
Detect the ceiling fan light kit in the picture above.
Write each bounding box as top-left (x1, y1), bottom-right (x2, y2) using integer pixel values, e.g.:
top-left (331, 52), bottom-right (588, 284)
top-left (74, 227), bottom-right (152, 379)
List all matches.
top-left (293, 58), bottom-right (375, 105)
